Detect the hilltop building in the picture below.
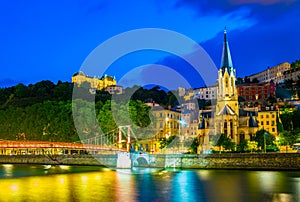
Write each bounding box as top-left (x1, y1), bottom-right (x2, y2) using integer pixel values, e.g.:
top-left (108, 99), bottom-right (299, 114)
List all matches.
top-left (72, 71), bottom-right (118, 92)
top-left (247, 62), bottom-right (290, 84)
top-left (283, 67), bottom-right (300, 83)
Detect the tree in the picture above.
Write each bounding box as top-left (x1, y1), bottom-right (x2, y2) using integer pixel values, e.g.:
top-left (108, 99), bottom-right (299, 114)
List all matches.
top-left (284, 79), bottom-right (294, 89)
top-left (237, 139), bottom-right (248, 152)
top-left (253, 130), bottom-right (275, 151)
top-left (279, 130), bottom-right (300, 148)
top-left (247, 141), bottom-right (258, 153)
top-left (188, 138), bottom-right (199, 154)
top-left (236, 77), bottom-right (244, 85)
top-left (159, 136), bottom-right (176, 150)
top-left (280, 108), bottom-right (293, 131)
top-left (215, 134), bottom-right (236, 153)
top-left (252, 78), bottom-right (259, 83)
top-left (291, 59), bottom-right (300, 69)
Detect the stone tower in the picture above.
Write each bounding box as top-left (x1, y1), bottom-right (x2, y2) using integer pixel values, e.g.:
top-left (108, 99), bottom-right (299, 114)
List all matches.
top-left (214, 28), bottom-right (239, 142)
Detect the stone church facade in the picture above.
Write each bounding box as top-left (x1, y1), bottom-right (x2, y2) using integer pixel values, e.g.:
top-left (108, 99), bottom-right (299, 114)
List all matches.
top-left (198, 29), bottom-right (260, 153)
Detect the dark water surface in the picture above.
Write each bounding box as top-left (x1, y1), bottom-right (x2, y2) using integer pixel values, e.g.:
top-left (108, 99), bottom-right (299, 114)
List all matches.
top-left (0, 164), bottom-right (299, 202)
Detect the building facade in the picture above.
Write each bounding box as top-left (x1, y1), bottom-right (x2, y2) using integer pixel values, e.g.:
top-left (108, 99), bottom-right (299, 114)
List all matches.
top-left (237, 81), bottom-right (276, 102)
top-left (105, 85), bottom-right (123, 94)
top-left (193, 86), bottom-right (217, 100)
top-left (197, 29), bottom-right (278, 153)
top-left (247, 62), bottom-right (290, 84)
top-left (283, 67), bottom-right (300, 83)
top-left (72, 72), bottom-right (117, 90)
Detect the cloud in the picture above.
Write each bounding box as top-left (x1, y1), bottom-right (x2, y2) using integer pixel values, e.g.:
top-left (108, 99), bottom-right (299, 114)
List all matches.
top-left (174, 0), bottom-right (299, 22)
top-left (229, 0), bottom-right (296, 6)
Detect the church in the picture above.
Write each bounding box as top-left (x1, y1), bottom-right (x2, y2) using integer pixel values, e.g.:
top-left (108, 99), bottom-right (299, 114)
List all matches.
top-left (197, 29), bottom-right (274, 152)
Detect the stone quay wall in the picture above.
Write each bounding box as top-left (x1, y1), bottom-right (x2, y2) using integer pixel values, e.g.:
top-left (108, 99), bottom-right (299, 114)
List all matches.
top-left (159, 153), bottom-right (300, 170)
top-left (0, 153), bottom-right (300, 170)
top-left (0, 154), bottom-right (117, 167)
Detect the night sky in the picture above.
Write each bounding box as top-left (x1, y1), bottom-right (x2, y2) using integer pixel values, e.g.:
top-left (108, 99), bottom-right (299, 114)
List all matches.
top-left (1, 0), bottom-right (300, 89)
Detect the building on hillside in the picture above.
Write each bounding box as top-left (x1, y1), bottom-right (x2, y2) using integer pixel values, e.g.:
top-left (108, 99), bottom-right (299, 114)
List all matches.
top-left (151, 107), bottom-right (181, 140)
top-left (283, 67), bottom-right (300, 83)
top-left (149, 103), bottom-right (200, 153)
top-left (144, 98), bottom-right (160, 108)
top-left (193, 86), bottom-right (217, 100)
top-left (181, 102), bottom-right (199, 138)
top-left (72, 71), bottom-right (117, 90)
top-left (105, 85), bottom-right (123, 94)
top-left (197, 29), bottom-right (279, 153)
top-left (247, 62), bottom-right (290, 84)
top-left (183, 89), bottom-right (194, 101)
top-left (237, 81), bottom-right (276, 102)
top-left (180, 86), bottom-right (217, 101)
top-left (257, 109), bottom-right (278, 135)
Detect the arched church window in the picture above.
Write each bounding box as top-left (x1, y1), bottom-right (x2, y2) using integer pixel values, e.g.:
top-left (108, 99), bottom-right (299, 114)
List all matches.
top-left (230, 120), bottom-right (233, 139)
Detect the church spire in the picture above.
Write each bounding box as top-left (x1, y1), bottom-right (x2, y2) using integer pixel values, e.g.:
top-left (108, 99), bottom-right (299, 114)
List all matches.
top-left (220, 27), bottom-right (233, 75)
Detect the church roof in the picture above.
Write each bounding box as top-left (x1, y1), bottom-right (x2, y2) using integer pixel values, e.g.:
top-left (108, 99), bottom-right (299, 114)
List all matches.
top-left (220, 28), bottom-right (234, 75)
top-left (248, 112), bottom-right (258, 127)
top-left (217, 104), bottom-right (235, 116)
top-left (239, 109), bottom-right (258, 116)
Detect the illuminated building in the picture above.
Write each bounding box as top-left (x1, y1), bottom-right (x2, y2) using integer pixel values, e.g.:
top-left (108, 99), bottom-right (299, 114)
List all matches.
top-left (283, 67), bottom-right (300, 83)
top-left (237, 81), bottom-right (276, 102)
top-left (247, 62), bottom-right (290, 84)
top-left (181, 86), bottom-right (217, 101)
top-left (257, 110), bottom-right (278, 135)
top-left (152, 107), bottom-right (181, 140)
top-left (72, 71), bottom-right (117, 91)
top-left (105, 85), bottom-right (123, 94)
top-left (197, 29), bottom-right (280, 153)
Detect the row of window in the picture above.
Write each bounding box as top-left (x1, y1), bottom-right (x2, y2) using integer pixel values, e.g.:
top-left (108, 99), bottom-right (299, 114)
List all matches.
top-left (260, 120), bottom-right (275, 126)
top-left (260, 114), bottom-right (275, 119)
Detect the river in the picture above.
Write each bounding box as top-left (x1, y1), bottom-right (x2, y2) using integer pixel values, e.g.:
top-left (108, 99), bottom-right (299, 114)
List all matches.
top-left (0, 164), bottom-right (299, 202)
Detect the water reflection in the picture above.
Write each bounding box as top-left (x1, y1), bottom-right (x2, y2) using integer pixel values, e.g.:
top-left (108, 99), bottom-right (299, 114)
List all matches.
top-left (0, 164), bottom-right (299, 201)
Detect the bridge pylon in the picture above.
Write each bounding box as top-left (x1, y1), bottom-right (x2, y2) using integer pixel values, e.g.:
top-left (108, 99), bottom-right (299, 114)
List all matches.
top-left (118, 125), bottom-right (131, 152)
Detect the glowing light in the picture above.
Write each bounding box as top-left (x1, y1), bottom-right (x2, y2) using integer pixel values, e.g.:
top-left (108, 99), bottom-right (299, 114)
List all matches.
top-left (43, 165), bottom-right (51, 169)
top-left (81, 176), bottom-right (88, 181)
top-left (59, 177), bottom-right (65, 185)
top-left (10, 184), bottom-right (19, 192)
top-left (2, 164), bottom-right (13, 168)
top-left (257, 172), bottom-right (277, 192)
top-left (197, 170), bottom-right (211, 181)
top-left (59, 165), bottom-right (70, 170)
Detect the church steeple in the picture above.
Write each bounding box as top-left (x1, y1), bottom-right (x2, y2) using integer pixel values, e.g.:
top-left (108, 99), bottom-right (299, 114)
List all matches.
top-left (220, 27), bottom-right (234, 75)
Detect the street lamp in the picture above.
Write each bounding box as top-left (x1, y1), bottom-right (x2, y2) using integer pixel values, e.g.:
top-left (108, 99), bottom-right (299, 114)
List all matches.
top-left (264, 131), bottom-right (268, 153)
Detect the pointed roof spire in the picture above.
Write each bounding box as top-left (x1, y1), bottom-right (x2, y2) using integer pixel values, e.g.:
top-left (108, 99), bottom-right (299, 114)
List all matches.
top-left (220, 27), bottom-right (233, 75)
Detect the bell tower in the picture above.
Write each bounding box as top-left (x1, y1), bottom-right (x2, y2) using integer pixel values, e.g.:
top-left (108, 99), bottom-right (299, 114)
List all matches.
top-left (215, 28), bottom-right (239, 141)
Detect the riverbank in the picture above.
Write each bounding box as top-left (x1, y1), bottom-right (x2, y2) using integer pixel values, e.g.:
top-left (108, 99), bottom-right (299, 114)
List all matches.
top-left (0, 153), bottom-right (300, 170)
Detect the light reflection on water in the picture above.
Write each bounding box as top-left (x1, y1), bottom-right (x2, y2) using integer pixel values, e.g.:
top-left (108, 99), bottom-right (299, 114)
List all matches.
top-left (0, 164), bottom-right (299, 201)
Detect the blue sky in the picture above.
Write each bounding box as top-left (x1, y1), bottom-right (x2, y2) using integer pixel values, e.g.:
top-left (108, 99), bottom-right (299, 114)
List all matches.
top-left (1, 0), bottom-right (300, 88)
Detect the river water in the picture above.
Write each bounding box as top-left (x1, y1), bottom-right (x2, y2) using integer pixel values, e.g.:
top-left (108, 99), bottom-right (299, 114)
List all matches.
top-left (0, 164), bottom-right (299, 202)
